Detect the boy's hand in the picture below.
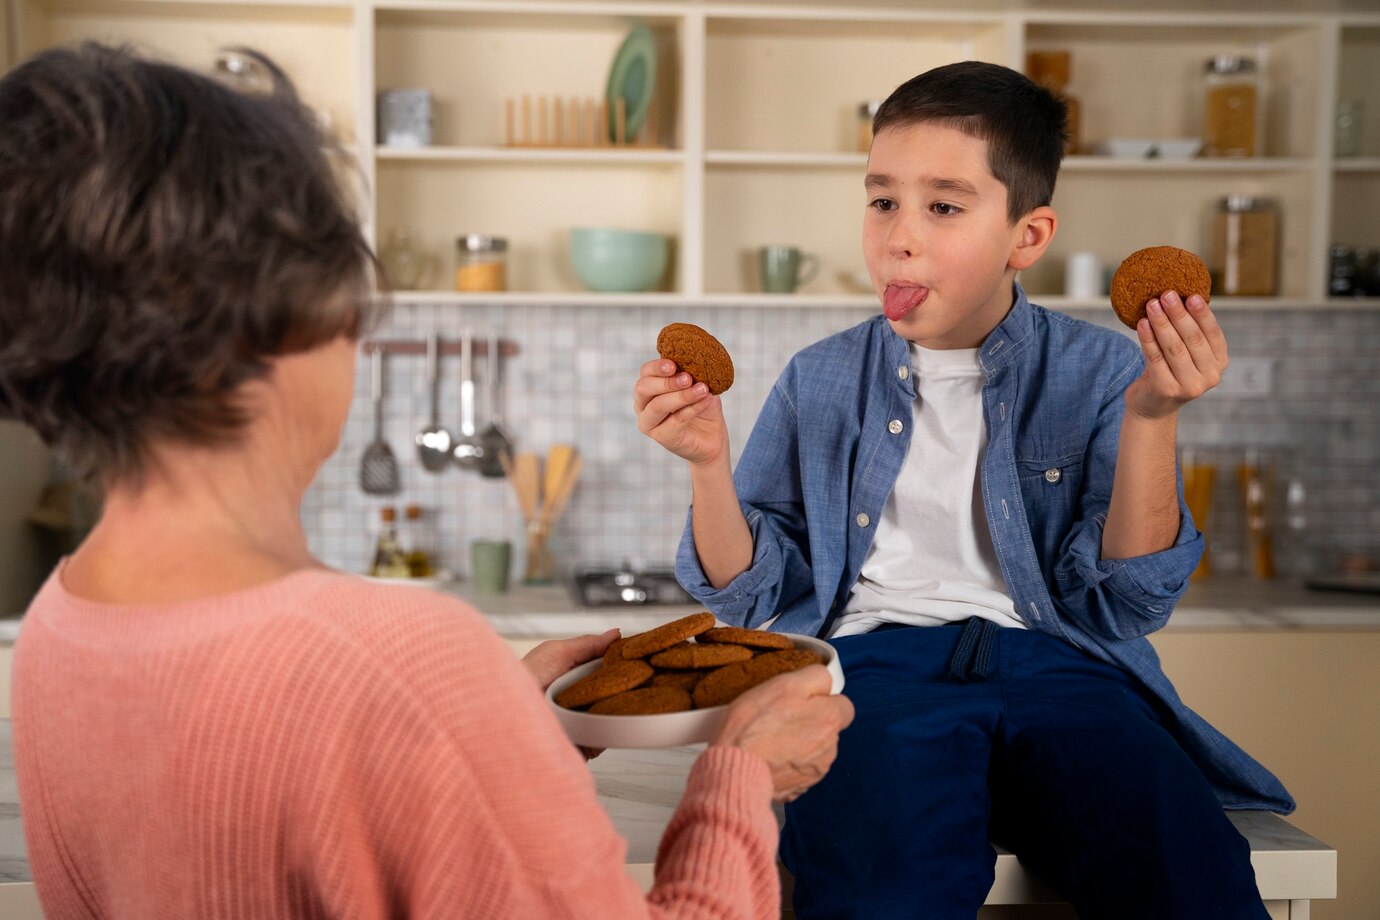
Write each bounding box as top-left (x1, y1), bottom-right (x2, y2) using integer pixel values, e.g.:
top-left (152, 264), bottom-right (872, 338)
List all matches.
top-left (1125, 290), bottom-right (1229, 420)
top-left (634, 358), bottom-right (729, 467)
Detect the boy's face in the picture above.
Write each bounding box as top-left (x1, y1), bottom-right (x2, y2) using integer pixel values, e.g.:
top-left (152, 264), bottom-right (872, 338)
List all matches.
top-left (864, 122), bottom-right (1052, 349)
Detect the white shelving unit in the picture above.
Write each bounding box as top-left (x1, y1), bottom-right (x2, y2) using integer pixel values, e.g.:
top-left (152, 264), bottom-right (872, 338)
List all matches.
top-left (7, 0), bottom-right (1380, 307)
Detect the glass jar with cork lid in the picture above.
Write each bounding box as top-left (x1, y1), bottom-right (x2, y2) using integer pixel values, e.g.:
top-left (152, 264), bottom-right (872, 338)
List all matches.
top-left (1210, 195), bottom-right (1279, 297)
top-left (1203, 55), bottom-right (1260, 158)
top-left (454, 234), bottom-right (508, 292)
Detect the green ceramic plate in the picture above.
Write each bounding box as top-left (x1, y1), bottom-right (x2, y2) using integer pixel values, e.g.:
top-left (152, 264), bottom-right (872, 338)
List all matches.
top-left (605, 24), bottom-right (657, 143)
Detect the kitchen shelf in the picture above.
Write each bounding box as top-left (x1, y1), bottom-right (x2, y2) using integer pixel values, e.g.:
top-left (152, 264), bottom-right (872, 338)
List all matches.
top-left (376, 146), bottom-right (685, 165)
top-left (7, 0), bottom-right (1380, 305)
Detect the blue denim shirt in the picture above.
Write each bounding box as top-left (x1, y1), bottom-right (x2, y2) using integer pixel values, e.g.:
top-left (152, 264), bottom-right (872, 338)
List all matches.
top-left (677, 284), bottom-right (1293, 813)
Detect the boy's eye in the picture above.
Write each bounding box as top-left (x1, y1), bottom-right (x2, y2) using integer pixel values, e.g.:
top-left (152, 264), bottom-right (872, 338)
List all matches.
top-left (931, 202), bottom-right (962, 216)
top-left (869, 198), bottom-right (897, 212)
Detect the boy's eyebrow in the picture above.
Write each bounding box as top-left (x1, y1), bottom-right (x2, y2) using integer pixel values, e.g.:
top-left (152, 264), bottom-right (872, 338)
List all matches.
top-left (863, 174), bottom-right (980, 197)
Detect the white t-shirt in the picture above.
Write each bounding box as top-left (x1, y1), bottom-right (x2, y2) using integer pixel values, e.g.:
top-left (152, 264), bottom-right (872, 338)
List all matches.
top-left (828, 342), bottom-right (1024, 638)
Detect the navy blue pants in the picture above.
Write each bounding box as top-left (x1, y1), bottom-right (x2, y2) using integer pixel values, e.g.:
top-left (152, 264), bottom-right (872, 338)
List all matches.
top-left (780, 621), bottom-right (1268, 919)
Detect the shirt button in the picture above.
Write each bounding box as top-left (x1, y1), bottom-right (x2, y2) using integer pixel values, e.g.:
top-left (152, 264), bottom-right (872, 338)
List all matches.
top-left (855, 513), bottom-right (871, 528)
top-left (898, 366), bottom-right (910, 381)
top-left (1045, 468), bottom-right (1062, 483)
top-left (888, 419), bottom-right (904, 435)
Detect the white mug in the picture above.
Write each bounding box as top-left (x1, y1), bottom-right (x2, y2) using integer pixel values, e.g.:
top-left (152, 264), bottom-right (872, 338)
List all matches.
top-left (1065, 251), bottom-right (1103, 300)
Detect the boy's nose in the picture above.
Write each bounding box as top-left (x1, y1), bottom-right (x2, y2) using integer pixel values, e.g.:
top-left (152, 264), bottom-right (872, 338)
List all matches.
top-left (886, 217), bottom-right (920, 259)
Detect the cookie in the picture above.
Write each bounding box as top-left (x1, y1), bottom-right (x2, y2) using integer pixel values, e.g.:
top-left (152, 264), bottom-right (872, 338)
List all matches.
top-left (1109, 246), bottom-right (1212, 330)
top-left (693, 648), bottom-right (825, 709)
top-left (603, 636), bottom-right (629, 664)
top-left (649, 641), bottom-right (754, 669)
top-left (589, 686), bottom-right (694, 715)
top-left (554, 659), bottom-right (654, 710)
top-left (657, 322), bottom-right (735, 396)
top-left (698, 626), bottom-right (795, 651)
top-left (620, 612), bottom-right (717, 660)
top-left (648, 670), bottom-right (707, 693)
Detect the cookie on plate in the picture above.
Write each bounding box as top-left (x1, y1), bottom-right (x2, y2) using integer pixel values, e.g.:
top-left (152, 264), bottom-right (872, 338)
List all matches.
top-left (1109, 246), bottom-right (1212, 329)
top-left (589, 686), bottom-right (694, 715)
top-left (698, 626), bottom-right (795, 651)
top-left (650, 641), bottom-right (754, 669)
top-left (693, 648), bottom-right (825, 709)
top-left (620, 612), bottom-right (716, 660)
top-left (554, 659), bottom-right (654, 710)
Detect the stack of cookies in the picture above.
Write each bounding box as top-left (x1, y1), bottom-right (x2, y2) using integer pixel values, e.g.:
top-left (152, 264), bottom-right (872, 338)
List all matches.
top-left (553, 612), bottom-right (824, 715)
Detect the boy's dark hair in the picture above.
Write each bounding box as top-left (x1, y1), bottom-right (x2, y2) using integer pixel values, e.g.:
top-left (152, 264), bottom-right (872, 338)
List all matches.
top-left (0, 43), bottom-right (379, 484)
top-left (873, 60), bottom-right (1068, 223)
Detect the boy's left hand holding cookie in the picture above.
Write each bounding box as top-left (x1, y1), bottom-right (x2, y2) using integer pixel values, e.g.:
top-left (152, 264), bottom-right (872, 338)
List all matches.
top-left (1125, 290), bottom-right (1229, 420)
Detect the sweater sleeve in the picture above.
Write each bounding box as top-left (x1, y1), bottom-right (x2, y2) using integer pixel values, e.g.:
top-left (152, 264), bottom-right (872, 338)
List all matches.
top-left (316, 593), bottom-right (781, 920)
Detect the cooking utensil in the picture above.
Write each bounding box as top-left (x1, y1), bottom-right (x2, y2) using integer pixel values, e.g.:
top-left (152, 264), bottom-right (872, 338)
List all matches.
top-left (478, 329), bottom-right (515, 478)
top-left (451, 328), bottom-right (486, 470)
top-left (360, 346), bottom-right (401, 495)
top-left (539, 445), bottom-right (582, 529)
top-left (504, 451), bottom-right (541, 524)
top-left (416, 332), bottom-right (453, 472)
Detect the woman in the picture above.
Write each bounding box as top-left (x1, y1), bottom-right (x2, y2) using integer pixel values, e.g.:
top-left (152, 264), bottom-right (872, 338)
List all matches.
top-left (0, 44), bottom-right (853, 918)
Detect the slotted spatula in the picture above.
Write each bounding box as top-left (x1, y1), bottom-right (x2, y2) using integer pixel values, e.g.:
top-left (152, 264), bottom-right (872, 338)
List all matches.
top-left (360, 346), bottom-right (401, 495)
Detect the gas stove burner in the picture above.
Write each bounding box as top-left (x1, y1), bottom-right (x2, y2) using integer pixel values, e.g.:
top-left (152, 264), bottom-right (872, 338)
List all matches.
top-left (571, 564), bottom-right (695, 607)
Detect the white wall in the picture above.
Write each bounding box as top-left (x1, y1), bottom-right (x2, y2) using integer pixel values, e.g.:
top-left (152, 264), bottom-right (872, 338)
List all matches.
top-left (0, 422), bottom-right (51, 615)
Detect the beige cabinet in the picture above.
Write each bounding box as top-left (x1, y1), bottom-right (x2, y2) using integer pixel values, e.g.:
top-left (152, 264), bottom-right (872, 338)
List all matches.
top-left (7, 1), bottom-right (1380, 307)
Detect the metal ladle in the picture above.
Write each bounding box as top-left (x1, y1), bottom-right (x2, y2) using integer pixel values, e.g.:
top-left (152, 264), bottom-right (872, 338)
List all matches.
top-left (478, 328), bottom-right (515, 479)
top-left (415, 331), bottom-right (453, 472)
top-left (451, 328), bottom-right (486, 470)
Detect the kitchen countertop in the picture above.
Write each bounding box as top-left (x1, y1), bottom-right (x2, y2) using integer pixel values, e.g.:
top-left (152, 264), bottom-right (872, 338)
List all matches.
top-left (2, 575), bottom-right (1378, 646)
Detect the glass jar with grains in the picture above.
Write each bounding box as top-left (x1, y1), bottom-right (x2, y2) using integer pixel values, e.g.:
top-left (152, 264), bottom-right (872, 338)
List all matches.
top-left (1203, 56), bottom-right (1260, 158)
top-left (1210, 196), bottom-right (1279, 297)
top-left (454, 235), bottom-right (508, 292)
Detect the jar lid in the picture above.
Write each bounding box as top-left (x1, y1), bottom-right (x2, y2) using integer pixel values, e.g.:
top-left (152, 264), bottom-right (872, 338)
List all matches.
top-left (456, 234), bottom-right (508, 253)
top-left (1205, 55), bottom-right (1256, 75)
top-left (858, 100), bottom-right (882, 118)
top-left (1219, 194), bottom-right (1275, 212)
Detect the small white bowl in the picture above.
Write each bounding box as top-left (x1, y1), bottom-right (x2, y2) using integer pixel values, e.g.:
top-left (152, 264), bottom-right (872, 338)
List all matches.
top-left (1152, 138), bottom-right (1203, 160)
top-left (546, 633), bottom-right (845, 749)
top-left (1096, 138), bottom-right (1156, 159)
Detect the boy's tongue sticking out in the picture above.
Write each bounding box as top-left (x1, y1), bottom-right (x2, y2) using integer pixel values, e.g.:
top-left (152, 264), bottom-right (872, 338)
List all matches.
top-left (884, 284), bottom-right (928, 321)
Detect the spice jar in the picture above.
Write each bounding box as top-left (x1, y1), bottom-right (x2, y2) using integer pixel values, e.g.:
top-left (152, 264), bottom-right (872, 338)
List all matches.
top-left (454, 235), bottom-right (508, 292)
top-left (1027, 50), bottom-right (1081, 155)
top-left (857, 100), bottom-right (881, 152)
top-left (1203, 55), bottom-right (1259, 158)
top-left (1210, 196), bottom-right (1278, 296)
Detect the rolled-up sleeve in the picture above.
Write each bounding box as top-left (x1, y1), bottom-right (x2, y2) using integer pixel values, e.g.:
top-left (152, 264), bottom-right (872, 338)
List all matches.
top-left (1051, 357), bottom-right (1204, 639)
top-left (675, 379), bottom-right (818, 628)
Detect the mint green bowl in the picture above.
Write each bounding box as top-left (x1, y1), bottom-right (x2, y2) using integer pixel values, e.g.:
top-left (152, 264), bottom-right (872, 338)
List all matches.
top-left (569, 227), bottom-right (668, 293)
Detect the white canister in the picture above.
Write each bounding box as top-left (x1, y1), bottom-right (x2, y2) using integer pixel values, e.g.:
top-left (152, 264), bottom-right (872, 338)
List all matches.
top-left (1065, 251), bottom-right (1104, 300)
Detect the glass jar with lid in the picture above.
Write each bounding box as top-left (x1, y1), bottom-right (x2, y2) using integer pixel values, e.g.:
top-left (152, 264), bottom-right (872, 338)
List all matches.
top-left (1210, 195), bottom-right (1279, 296)
top-left (454, 235), bottom-right (508, 292)
top-left (1203, 56), bottom-right (1260, 158)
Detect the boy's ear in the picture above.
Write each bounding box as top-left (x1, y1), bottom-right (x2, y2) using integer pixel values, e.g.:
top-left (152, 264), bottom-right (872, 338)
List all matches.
top-left (1008, 206), bottom-right (1057, 272)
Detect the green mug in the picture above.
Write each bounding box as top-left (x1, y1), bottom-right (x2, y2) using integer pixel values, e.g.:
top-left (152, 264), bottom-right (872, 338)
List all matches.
top-left (759, 245), bottom-right (821, 294)
top-left (470, 539), bottom-right (512, 593)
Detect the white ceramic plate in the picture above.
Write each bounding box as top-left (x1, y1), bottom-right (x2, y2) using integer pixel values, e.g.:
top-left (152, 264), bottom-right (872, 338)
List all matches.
top-left (546, 633), bottom-right (844, 749)
top-left (362, 568), bottom-right (456, 589)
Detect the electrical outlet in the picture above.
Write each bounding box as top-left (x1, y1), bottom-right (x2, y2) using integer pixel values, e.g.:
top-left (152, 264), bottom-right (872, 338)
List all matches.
top-left (1213, 356), bottom-right (1273, 397)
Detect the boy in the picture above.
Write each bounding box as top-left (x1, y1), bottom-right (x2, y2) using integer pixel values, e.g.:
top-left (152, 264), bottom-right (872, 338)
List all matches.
top-left (635, 61), bottom-right (1292, 918)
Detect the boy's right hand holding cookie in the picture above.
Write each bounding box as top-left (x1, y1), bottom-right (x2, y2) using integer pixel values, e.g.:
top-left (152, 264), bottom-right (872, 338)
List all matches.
top-left (635, 358), bottom-right (729, 468)
top-left (711, 666), bottom-right (855, 803)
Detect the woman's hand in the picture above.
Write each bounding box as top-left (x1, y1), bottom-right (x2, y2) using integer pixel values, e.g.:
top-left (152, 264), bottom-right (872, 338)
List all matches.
top-left (1125, 290), bottom-right (1230, 421)
top-left (634, 358), bottom-right (729, 468)
top-left (521, 629), bottom-right (620, 691)
top-left (710, 665), bottom-right (855, 803)
top-left (522, 629), bottom-right (620, 762)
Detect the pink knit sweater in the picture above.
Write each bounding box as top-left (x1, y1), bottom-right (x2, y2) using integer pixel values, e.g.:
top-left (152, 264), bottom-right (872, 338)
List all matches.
top-left (12, 565), bottom-right (780, 919)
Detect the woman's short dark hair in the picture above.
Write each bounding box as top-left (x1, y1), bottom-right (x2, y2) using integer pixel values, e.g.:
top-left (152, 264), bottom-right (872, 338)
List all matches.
top-left (872, 61), bottom-right (1068, 223)
top-left (0, 43), bottom-right (379, 484)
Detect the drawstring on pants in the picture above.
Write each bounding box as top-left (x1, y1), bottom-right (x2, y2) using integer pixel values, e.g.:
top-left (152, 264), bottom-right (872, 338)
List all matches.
top-left (947, 618), bottom-right (1000, 683)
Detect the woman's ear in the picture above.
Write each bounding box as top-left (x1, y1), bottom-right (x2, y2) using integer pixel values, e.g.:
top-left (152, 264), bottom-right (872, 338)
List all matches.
top-left (1008, 205), bottom-right (1057, 272)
